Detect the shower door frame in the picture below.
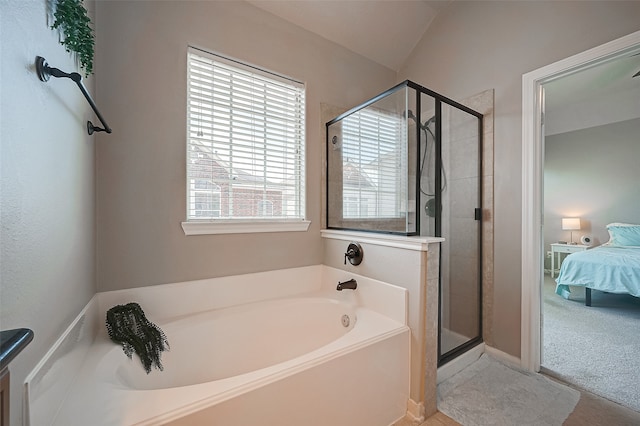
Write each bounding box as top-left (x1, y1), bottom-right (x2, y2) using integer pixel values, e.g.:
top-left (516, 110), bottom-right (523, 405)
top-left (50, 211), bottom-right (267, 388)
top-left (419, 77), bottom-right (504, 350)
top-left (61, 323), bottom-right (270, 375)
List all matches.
top-left (434, 96), bottom-right (484, 367)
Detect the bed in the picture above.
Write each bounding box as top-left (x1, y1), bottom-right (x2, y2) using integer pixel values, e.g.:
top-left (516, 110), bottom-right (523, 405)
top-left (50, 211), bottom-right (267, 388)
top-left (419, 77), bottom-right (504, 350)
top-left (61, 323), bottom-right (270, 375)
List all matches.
top-left (555, 223), bottom-right (640, 306)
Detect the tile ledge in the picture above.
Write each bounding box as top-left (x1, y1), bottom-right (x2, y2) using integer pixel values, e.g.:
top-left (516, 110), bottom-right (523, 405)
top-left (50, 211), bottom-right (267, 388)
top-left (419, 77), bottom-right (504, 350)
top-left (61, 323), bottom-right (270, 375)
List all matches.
top-left (321, 229), bottom-right (444, 252)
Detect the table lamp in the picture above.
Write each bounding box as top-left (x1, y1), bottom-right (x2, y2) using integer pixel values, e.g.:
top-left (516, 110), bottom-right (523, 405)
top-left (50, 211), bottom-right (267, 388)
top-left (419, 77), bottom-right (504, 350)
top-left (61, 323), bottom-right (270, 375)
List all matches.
top-left (562, 217), bottom-right (581, 245)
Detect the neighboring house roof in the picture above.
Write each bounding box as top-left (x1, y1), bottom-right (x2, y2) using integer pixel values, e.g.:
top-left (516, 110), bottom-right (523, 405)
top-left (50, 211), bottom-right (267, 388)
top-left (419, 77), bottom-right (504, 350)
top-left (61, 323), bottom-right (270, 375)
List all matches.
top-left (343, 161), bottom-right (375, 189)
top-left (193, 142), bottom-right (377, 190)
top-left (191, 142), bottom-right (273, 185)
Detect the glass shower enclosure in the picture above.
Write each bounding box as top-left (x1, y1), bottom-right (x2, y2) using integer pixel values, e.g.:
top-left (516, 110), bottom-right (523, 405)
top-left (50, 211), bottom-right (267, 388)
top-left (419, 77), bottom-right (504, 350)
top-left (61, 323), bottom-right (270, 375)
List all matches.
top-left (326, 80), bottom-right (483, 366)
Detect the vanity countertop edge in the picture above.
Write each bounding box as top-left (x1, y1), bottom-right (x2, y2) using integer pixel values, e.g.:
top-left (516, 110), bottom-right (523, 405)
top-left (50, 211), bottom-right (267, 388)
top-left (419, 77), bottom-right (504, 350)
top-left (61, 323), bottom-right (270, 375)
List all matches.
top-left (0, 328), bottom-right (34, 371)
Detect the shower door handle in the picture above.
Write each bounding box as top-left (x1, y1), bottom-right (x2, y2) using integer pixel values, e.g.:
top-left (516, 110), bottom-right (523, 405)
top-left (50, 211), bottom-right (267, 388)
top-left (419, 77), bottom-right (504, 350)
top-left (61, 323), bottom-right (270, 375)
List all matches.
top-left (475, 208), bottom-right (481, 221)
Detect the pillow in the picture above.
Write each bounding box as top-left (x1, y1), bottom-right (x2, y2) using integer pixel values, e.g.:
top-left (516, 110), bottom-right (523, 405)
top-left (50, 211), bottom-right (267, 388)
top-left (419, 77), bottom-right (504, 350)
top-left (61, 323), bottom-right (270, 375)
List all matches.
top-left (606, 223), bottom-right (640, 247)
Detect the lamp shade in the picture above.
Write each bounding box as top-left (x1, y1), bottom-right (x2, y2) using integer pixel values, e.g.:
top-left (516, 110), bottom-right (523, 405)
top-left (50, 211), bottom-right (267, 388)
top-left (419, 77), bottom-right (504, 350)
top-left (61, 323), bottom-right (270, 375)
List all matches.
top-left (562, 217), bottom-right (581, 231)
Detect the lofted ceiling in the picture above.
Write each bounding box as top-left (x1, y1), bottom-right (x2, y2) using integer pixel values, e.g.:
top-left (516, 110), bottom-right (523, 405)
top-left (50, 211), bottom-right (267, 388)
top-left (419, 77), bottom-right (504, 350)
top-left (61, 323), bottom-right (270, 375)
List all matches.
top-left (245, 0), bottom-right (639, 131)
top-left (246, 0), bottom-right (451, 71)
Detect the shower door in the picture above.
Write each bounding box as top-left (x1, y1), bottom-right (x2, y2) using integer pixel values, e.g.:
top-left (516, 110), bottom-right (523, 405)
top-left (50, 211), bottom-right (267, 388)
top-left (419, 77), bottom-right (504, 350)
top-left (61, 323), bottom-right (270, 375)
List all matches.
top-left (419, 93), bottom-right (483, 366)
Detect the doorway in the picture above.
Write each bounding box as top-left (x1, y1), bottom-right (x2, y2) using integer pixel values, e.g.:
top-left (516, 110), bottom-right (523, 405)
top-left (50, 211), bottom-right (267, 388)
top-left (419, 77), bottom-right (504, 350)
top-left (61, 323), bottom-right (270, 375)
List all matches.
top-left (521, 29), bottom-right (640, 390)
top-left (540, 58), bottom-right (640, 409)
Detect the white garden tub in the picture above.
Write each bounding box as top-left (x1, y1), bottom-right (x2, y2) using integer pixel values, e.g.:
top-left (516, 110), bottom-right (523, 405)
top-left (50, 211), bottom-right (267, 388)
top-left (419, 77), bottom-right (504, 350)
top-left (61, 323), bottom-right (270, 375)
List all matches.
top-left (27, 265), bottom-right (410, 426)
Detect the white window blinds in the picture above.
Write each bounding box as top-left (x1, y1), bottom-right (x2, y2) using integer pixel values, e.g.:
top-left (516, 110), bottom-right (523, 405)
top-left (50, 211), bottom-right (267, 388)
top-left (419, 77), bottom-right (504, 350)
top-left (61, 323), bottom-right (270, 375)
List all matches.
top-left (341, 108), bottom-right (406, 218)
top-left (186, 47), bottom-right (306, 222)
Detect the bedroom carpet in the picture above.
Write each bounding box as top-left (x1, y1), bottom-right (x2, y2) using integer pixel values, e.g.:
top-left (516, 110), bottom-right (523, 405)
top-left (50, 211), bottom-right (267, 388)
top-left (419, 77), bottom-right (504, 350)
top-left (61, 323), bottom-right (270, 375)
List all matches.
top-left (543, 275), bottom-right (640, 412)
top-left (437, 354), bottom-right (580, 425)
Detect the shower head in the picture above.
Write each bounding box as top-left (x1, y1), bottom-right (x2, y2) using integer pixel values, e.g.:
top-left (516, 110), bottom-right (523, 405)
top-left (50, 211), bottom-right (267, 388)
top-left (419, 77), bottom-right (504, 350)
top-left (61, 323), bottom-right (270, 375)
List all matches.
top-left (406, 110), bottom-right (435, 129)
top-left (424, 115), bottom-right (436, 127)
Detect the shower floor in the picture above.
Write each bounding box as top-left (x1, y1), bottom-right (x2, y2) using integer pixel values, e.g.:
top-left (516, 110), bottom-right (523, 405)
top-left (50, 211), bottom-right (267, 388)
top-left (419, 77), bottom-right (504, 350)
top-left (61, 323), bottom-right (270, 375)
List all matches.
top-left (441, 327), bottom-right (471, 354)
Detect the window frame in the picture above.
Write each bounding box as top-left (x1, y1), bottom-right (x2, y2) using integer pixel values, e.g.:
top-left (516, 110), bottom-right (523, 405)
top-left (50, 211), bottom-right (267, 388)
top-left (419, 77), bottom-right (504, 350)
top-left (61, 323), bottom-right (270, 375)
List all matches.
top-left (182, 46), bottom-right (310, 235)
top-left (190, 179), bottom-right (222, 218)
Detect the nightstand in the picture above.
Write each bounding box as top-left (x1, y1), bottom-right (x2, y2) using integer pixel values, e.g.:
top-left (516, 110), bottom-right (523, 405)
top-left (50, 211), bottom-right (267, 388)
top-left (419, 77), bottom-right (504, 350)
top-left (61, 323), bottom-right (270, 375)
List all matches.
top-left (550, 243), bottom-right (589, 278)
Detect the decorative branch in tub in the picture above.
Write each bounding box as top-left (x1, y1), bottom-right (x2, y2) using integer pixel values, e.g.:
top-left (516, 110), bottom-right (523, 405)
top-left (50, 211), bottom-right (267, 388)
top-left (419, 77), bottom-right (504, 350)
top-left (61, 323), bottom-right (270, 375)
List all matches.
top-left (49, 0), bottom-right (95, 76)
top-left (106, 303), bottom-right (170, 374)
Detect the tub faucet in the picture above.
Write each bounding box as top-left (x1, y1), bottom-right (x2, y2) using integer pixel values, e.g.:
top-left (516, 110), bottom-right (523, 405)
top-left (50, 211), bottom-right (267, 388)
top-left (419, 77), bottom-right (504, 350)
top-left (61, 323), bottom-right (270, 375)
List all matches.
top-left (336, 278), bottom-right (357, 291)
top-left (344, 242), bottom-right (363, 266)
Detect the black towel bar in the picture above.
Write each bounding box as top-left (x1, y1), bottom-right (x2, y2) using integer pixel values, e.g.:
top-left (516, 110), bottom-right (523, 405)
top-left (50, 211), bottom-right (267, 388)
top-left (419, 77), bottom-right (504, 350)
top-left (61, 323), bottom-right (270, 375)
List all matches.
top-left (35, 56), bottom-right (112, 135)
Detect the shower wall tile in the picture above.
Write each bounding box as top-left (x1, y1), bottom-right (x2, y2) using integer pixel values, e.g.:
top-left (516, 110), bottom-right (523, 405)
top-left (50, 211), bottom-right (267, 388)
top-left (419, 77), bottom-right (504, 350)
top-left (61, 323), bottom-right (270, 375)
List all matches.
top-left (449, 217), bottom-right (480, 259)
top-left (449, 251), bottom-right (480, 339)
top-left (483, 131), bottom-right (494, 178)
top-left (449, 300), bottom-right (479, 337)
top-left (482, 175), bottom-right (494, 346)
top-left (450, 136), bottom-right (480, 180)
top-left (440, 240), bottom-right (450, 301)
top-left (449, 177), bottom-right (479, 219)
top-left (448, 111), bottom-right (479, 142)
top-left (461, 89), bottom-right (495, 135)
top-left (424, 245), bottom-right (440, 418)
top-left (449, 256), bottom-right (478, 297)
top-left (482, 176), bottom-right (494, 234)
top-left (450, 294), bottom-right (479, 338)
top-left (426, 243), bottom-right (440, 281)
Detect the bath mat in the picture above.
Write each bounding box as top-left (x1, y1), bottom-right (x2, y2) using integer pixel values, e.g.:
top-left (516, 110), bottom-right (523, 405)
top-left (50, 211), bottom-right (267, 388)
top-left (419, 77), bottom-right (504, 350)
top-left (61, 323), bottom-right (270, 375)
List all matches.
top-left (438, 354), bottom-right (579, 426)
top-left (105, 302), bottom-right (169, 373)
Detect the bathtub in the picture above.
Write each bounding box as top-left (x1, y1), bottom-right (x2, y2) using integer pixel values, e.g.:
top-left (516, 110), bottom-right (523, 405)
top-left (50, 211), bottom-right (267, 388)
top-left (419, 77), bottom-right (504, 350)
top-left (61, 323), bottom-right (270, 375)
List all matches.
top-left (26, 265), bottom-right (410, 426)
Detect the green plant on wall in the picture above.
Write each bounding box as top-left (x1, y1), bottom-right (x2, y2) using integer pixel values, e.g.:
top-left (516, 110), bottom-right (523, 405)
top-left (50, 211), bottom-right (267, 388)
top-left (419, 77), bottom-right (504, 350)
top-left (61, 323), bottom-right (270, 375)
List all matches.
top-left (50, 0), bottom-right (95, 76)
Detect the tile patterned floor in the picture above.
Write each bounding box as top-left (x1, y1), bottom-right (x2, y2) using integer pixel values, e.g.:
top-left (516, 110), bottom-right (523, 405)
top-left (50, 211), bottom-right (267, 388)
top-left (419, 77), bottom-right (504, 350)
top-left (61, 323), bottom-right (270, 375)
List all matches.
top-left (392, 412), bottom-right (460, 426)
top-left (394, 382), bottom-right (640, 426)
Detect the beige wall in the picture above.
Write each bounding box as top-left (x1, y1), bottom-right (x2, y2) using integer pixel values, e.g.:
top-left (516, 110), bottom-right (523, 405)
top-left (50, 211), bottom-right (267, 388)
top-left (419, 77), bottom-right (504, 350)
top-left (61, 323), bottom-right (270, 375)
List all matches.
top-left (0, 1), bottom-right (96, 424)
top-left (5, 5), bottom-right (639, 424)
top-left (94, 0), bottom-right (396, 291)
top-left (399, 1), bottom-right (640, 357)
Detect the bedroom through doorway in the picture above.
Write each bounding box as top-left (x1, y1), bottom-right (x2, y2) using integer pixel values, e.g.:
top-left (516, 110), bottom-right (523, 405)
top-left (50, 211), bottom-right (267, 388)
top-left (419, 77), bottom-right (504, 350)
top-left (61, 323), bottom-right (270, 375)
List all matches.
top-left (538, 44), bottom-right (640, 412)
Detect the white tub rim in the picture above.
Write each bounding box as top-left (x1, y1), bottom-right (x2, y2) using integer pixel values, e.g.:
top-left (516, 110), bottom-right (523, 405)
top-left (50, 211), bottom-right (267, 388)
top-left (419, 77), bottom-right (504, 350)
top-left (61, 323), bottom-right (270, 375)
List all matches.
top-left (25, 264), bottom-right (409, 426)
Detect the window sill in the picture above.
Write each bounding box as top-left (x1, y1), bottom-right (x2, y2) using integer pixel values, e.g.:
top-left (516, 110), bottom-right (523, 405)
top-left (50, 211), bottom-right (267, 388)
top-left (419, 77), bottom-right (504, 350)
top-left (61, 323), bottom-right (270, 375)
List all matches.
top-left (181, 220), bottom-right (311, 235)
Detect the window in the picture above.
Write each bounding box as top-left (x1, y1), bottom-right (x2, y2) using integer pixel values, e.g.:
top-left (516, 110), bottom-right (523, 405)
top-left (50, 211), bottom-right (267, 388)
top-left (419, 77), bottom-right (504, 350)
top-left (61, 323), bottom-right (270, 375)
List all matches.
top-left (257, 200), bottom-right (274, 217)
top-left (183, 47), bottom-right (309, 235)
top-left (341, 108), bottom-right (405, 219)
top-left (190, 179), bottom-right (221, 217)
